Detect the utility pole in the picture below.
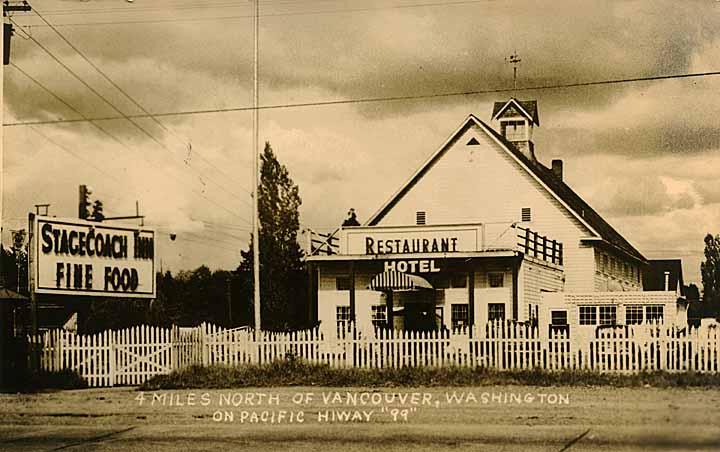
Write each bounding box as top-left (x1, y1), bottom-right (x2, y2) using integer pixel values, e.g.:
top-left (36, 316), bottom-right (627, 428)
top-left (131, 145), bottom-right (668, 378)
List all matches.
top-left (252, 0), bottom-right (261, 332)
top-left (506, 51), bottom-right (521, 92)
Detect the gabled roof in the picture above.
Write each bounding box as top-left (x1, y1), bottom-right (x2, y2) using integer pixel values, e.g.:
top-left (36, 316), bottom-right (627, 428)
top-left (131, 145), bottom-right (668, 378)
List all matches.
top-left (643, 259), bottom-right (684, 293)
top-left (492, 99), bottom-right (539, 126)
top-left (366, 114), bottom-right (646, 263)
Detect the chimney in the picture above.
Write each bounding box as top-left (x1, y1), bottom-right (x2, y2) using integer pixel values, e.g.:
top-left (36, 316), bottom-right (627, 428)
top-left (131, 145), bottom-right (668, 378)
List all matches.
top-left (664, 271), bottom-right (670, 291)
top-left (551, 159), bottom-right (563, 180)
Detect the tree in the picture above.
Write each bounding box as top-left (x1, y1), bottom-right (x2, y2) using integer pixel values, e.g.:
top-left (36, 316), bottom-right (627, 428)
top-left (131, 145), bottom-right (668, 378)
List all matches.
top-left (239, 142), bottom-right (307, 330)
top-left (701, 233), bottom-right (720, 303)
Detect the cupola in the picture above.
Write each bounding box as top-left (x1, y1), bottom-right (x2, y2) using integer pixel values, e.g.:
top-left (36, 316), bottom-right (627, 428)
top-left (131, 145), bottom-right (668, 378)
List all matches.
top-left (491, 98), bottom-right (540, 161)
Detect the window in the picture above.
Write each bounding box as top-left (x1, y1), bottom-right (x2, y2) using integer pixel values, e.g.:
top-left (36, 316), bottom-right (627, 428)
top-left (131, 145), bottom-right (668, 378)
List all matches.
top-left (451, 304), bottom-right (469, 329)
top-left (551, 310), bottom-right (568, 325)
top-left (599, 306), bottom-right (617, 325)
top-left (416, 211), bottom-right (426, 225)
top-left (626, 306), bottom-right (643, 325)
top-left (646, 306), bottom-right (664, 323)
top-left (579, 306), bottom-right (597, 325)
top-left (450, 273), bottom-right (467, 288)
top-left (602, 255), bottom-right (609, 273)
top-left (488, 272), bottom-right (504, 288)
top-left (502, 120), bottom-right (526, 141)
top-left (488, 303), bottom-right (505, 321)
top-left (336, 306), bottom-right (351, 336)
top-left (521, 207), bottom-right (532, 222)
top-left (371, 305), bottom-right (387, 328)
top-left (336, 276), bottom-right (351, 291)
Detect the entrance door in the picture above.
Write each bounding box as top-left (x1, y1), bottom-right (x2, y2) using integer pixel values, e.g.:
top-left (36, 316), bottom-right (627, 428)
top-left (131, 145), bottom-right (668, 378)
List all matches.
top-left (404, 303), bottom-right (436, 331)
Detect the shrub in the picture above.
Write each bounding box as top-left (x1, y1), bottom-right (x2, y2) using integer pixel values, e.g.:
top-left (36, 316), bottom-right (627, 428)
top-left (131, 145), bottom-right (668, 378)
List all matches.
top-left (139, 357), bottom-right (720, 390)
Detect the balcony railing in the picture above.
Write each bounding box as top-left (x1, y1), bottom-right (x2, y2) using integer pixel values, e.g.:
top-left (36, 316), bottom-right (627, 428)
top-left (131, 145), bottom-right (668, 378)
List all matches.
top-left (306, 222), bottom-right (563, 266)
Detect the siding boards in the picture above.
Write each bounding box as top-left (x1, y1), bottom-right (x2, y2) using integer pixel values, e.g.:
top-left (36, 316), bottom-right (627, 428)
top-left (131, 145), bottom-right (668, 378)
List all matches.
top-left (375, 125), bottom-right (597, 291)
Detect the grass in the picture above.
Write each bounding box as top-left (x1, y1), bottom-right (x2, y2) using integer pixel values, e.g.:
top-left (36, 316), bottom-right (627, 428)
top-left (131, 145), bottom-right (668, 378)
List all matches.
top-left (139, 358), bottom-right (720, 390)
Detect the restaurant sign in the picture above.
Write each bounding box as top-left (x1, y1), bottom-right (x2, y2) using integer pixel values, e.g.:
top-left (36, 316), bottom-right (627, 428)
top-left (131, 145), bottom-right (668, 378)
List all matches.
top-left (343, 226), bottom-right (481, 255)
top-left (33, 217), bottom-right (156, 298)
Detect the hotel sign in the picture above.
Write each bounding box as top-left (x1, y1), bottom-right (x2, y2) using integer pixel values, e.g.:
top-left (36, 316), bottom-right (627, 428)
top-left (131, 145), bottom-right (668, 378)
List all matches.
top-left (343, 226), bottom-right (481, 255)
top-left (33, 217), bottom-right (156, 298)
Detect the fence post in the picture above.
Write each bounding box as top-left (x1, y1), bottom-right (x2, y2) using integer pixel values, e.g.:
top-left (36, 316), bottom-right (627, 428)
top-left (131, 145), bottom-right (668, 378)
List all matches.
top-left (108, 330), bottom-right (116, 387)
top-left (202, 323), bottom-right (210, 367)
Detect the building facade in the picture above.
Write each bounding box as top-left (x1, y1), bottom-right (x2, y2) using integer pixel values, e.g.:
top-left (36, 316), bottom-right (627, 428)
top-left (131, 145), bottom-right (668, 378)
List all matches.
top-left (307, 99), bottom-right (656, 334)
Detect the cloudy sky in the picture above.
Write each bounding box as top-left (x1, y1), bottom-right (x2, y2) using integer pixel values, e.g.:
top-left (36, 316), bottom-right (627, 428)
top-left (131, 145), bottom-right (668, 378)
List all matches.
top-left (2, 0), bottom-right (720, 286)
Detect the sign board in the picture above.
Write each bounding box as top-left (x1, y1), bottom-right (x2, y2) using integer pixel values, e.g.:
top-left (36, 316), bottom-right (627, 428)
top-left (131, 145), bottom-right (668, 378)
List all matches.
top-left (33, 217), bottom-right (156, 298)
top-left (343, 225), bottom-right (481, 255)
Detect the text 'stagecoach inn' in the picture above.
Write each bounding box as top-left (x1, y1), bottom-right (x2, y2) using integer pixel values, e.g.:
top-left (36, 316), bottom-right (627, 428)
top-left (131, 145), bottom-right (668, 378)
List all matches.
top-left (306, 99), bottom-right (687, 335)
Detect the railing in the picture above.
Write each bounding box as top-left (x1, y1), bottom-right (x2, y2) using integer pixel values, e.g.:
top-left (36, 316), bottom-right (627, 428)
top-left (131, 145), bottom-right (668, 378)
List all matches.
top-left (29, 320), bottom-right (720, 387)
top-left (309, 223), bottom-right (563, 266)
top-left (516, 226), bottom-right (563, 265)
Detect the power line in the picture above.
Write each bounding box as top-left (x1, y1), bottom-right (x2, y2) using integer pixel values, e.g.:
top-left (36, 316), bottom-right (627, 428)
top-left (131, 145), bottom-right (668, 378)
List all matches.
top-left (30, 8), bottom-right (254, 200)
top-left (16, 0), bottom-right (496, 27)
top-left (30, 9), bottom-right (253, 207)
top-left (8, 59), bottom-right (251, 222)
top-left (6, 70), bottom-right (720, 127)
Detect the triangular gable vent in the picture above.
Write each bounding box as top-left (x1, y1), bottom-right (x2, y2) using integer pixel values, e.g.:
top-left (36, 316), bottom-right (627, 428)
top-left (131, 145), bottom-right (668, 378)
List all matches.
top-left (466, 137), bottom-right (480, 145)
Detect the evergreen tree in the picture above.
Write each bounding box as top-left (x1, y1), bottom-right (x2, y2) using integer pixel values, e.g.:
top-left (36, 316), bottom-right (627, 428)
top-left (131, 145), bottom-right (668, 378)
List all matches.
top-left (701, 233), bottom-right (720, 303)
top-left (239, 142), bottom-right (306, 330)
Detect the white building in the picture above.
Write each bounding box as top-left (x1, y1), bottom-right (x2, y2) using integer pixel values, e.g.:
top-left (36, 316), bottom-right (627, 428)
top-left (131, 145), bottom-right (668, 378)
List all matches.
top-left (306, 99), bottom-right (681, 334)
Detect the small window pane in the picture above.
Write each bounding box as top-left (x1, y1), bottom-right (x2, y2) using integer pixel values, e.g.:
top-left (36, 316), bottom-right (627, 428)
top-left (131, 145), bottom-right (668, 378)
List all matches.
top-left (579, 306), bottom-right (597, 325)
top-left (646, 305), bottom-right (664, 323)
top-left (626, 306), bottom-right (643, 325)
top-left (599, 306), bottom-right (617, 325)
top-left (551, 310), bottom-right (568, 325)
top-left (488, 303), bottom-right (505, 321)
top-left (488, 272), bottom-right (504, 288)
top-left (451, 304), bottom-right (469, 329)
top-left (450, 273), bottom-right (467, 288)
top-left (336, 306), bottom-right (351, 336)
top-left (336, 276), bottom-right (350, 291)
top-left (371, 305), bottom-right (387, 328)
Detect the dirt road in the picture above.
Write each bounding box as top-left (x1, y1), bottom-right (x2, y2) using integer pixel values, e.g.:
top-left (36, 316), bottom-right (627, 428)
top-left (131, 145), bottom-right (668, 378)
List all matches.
top-left (1, 386), bottom-right (719, 451)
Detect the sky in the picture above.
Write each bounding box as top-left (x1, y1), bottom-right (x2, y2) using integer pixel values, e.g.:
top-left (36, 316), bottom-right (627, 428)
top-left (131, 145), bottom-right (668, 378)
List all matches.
top-left (2, 0), bottom-right (720, 287)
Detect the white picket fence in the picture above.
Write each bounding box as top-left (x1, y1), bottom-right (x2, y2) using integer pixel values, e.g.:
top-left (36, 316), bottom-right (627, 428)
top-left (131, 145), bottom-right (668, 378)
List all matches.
top-left (29, 321), bottom-right (720, 387)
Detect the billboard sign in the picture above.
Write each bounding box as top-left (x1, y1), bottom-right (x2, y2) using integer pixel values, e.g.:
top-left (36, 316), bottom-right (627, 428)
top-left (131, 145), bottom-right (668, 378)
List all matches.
top-left (33, 217), bottom-right (156, 298)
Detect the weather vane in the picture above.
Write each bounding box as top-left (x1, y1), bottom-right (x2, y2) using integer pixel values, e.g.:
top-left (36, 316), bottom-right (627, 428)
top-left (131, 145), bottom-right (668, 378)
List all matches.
top-left (506, 52), bottom-right (521, 92)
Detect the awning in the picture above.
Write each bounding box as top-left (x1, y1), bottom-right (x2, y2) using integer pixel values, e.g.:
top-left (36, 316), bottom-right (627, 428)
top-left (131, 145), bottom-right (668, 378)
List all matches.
top-left (368, 270), bottom-right (433, 291)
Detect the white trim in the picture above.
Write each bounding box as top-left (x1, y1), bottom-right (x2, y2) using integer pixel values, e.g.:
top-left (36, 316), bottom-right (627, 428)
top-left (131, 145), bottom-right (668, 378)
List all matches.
top-left (365, 115), bottom-right (476, 225)
top-left (492, 99), bottom-right (536, 124)
top-left (363, 115), bottom-right (603, 242)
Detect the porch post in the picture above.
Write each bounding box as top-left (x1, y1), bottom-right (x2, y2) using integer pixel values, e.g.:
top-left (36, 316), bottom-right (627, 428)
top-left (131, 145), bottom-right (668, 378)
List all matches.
top-left (468, 268), bottom-right (475, 326)
top-left (349, 261), bottom-right (356, 323)
top-left (386, 290), bottom-right (394, 330)
top-left (512, 256), bottom-right (520, 320)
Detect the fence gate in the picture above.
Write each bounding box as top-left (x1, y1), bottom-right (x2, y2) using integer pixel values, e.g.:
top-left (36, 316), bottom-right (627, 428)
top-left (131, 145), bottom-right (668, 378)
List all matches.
top-left (112, 325), bottom-right (173, 386)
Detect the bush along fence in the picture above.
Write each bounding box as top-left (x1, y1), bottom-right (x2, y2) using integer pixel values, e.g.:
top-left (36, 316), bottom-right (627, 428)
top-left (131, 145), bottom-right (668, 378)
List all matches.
top-left (28, 321), bottom-right (720, 387)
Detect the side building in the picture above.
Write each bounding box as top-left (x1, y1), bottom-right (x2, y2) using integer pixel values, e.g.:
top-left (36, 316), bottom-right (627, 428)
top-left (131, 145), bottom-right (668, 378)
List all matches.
top-left (306, 99), bottom-right (668, 334)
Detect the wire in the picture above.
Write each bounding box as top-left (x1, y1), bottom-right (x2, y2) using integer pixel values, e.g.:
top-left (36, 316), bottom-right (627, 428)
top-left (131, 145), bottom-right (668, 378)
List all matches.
top-left (20, 25), bottom-right (253, 216)
top-left (30, 8), bottom-right (254, 200)
top-left (18, 0), bottom-right (496, 27)
top-left (26, 10), bottom-right (250, 206)
top-left (8, 60), bottom-right (251, 223)
top-left (6, 70), bottom-right (720, 127)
